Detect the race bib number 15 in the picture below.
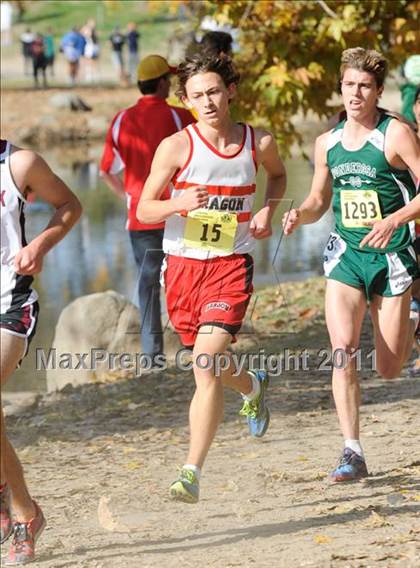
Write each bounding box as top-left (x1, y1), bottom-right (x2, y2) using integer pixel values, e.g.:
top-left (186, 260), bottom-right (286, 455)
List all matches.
top-left (183, 209), bottom-right (238, 253)
top-left (340, 189), bottom-right (382, 228)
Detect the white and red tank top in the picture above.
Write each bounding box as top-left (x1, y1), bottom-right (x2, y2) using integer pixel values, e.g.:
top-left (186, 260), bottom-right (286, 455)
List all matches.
top-left (0, 140), bottom-right (38, 314)
top-left (163, 123), bottom-right (257, 259)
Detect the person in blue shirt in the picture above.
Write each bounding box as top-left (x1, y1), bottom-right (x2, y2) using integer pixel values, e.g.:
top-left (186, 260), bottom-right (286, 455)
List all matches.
top-left (60, 27), bottom-right (86, 85)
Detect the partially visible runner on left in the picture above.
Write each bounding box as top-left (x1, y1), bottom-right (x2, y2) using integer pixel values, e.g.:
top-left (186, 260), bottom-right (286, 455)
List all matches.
top-left (0, 140), bottom-right (82, 565)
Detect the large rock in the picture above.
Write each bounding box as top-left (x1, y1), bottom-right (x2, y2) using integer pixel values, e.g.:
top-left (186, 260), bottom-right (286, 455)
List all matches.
top-left (49, 92), bottom-right (92, 111)
top-left (46, 291), bottom-right (182, 392)
top-left (2, 392), bottom-right (40, 417)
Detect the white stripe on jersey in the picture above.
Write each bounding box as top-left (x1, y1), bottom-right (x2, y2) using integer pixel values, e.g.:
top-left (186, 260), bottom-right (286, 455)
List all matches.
top-left (109, 111), bottom-right (126, 174)
top-left (392, 172), bottom-right (416, 242)
top-left (170, 108), bottom-right (183, 131)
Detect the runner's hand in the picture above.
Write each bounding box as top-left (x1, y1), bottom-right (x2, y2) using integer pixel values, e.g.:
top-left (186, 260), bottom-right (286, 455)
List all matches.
top-left (282, 208), bottom-right (301, 235)
top-left (359, 216), bottom-right (398, 249)
top-left (250, 207), bottom-right (272, 239)
top-left (177, 187), bottom-right (208, 212)
top-left (14, 245), bottom-right (44, 275)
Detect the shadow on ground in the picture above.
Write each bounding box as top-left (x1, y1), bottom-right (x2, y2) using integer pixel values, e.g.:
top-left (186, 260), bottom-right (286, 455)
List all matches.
top-left (8, 310), bottom-right (419, 448)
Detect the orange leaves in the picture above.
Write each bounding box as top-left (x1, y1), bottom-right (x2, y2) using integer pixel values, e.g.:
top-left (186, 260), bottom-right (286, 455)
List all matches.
top-left (206, 0), bottom-right (419, 156)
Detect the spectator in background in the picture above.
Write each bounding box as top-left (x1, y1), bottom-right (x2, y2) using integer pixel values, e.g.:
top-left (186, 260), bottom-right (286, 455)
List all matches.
top-left (82, 19), bottom-right (100, 83)
top-left (185, 30), bottom-right (234, 59)
top-left (127, 22), bottom-right (140, 83)
top-left (409, 85), bottom-right (420, 377)
top-left (100, 55), bottom-right (195, 365)
top-left (400, 54), bottom-right (420, 123)
top-left (31, 34), bottom-right (47, 88)
top-left (60, 27), bottom-right (86, 85)
top-left (43, 27), bottom-right (55, 78)
top-left (1, 1), bottom-right (13, 46)
top-left (414, 85), bottom-right (420, 132)
top-left (201, 30), bottom-right (233, 57)
top-left (109, 26), bottom-right (126, 83)
top-left (20, 28), bottom-right (35, 76)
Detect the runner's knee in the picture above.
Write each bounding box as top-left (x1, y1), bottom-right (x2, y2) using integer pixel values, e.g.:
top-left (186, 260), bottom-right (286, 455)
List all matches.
top-left (330, 341), bottom-right (359, 356)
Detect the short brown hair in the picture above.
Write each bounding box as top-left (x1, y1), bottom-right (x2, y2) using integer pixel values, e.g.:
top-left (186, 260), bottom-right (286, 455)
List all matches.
top-left (176, 53), bottom-right (240, 98)
top-left (340, 47), bottom-right (388, 88)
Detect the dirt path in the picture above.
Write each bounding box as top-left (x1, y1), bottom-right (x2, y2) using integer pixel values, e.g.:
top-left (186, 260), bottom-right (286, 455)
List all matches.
top-left (2, 292), bottom-right (420, 568)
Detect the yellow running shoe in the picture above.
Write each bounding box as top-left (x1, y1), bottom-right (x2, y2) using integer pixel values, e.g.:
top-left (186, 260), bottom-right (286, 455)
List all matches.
top-left (169, 468), bottom-right (199, 504)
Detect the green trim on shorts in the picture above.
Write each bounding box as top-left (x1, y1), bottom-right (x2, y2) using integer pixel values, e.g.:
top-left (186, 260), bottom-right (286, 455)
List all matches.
top-left (323, 232), bottom-right (418, 300)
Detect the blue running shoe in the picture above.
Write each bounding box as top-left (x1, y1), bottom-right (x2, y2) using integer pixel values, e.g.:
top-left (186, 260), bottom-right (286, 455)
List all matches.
top-left (329, 448), bottom-right (369, 482)
top-left (410, 298), bottom-right (420, 314)
top-left (239, 370), bottom-right (270, 438)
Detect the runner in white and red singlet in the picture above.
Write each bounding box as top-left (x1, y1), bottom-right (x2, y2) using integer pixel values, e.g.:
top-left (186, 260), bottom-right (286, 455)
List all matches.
top-left (138, 54), bottom-right (286, 503)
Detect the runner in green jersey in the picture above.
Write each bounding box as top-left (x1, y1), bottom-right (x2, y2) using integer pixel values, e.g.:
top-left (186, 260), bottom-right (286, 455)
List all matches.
top-left (283, 48), bottom-right (420, 482)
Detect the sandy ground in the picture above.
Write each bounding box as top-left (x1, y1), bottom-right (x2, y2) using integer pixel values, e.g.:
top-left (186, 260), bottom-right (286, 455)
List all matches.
top-left (2, 296), bottom-right (420, 568)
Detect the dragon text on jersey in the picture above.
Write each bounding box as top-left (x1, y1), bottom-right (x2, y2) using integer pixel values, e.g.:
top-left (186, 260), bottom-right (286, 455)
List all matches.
top-left (208, 197), bottom-right (245, 211)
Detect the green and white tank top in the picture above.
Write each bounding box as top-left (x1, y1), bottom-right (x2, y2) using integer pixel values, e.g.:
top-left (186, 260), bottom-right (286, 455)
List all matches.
top-left (326, 113), bottom-right (416, 252)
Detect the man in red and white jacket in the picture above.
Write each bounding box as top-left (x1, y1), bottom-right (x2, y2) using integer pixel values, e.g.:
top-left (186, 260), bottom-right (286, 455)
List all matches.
top-left (100, 55), bottom-right (194, 364)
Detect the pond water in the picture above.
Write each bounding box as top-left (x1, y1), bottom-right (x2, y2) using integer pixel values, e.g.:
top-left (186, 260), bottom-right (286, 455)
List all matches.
top-left (6, 145), bottom-right (333, 392)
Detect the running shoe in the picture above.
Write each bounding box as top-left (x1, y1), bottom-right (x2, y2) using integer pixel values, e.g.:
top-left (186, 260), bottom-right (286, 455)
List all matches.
top-left (239, 370), bottom-right (270, 437)
top-left (5, 501), bottom-right (46, 565)
top-left (0, 483), bottom-right (12, 544)
top-left (410, 298), bottom-right (420, 334)
top-left (169, 468), bottom-right (199, 504)
top-left (408, 358), bottom-right (420, 377)
top-left (410, 297), bottom-right (420, 315)
top-left (329, 448), bottom-right (369, 482)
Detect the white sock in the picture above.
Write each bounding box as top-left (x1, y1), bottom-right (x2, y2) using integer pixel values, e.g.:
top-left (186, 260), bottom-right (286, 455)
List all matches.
top-left (345, 439), bottom-right (364, 458)
top-left (183, 464), bottom-right (201, 480)
top-left (241, 371), bottom-right (261, 401)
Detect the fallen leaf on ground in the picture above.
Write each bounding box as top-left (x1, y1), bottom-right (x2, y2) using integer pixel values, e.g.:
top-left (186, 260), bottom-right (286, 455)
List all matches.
top-left (122, 447), bottom-right (137, 454)
top-left (364, 511), bottom-right (392, 528)
top-left (299, 308), bottom-right (317, 319)
top-left (314, 534), bottom-right (332, 544)
top-left (126, 461), bottom-right (141, 470)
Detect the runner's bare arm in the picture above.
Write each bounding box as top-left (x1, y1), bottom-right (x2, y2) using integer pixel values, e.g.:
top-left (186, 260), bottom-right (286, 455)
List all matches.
top-left (250, 130), bottom-right (286, 239)
top-left (10, 148), bottom-right (82, 275)
top-left (137, 132), bottom-right (208, 223)
top-left (360, 194), bottom-right (420, 249)
top-left (360, 122), bottom-right (420, 249)
top-left (282, 132), bottom-right (332, 236)
top-left (386, 119), bottom-right (420, 179)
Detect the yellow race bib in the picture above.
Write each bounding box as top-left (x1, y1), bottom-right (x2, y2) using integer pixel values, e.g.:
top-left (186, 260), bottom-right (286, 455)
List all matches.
top-left (340, 189), bottom-right (382, 228)
top-left (183, 209), bottom-right (238, 253)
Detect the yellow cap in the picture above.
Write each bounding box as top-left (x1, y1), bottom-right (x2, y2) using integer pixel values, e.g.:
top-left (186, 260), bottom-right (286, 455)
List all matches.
top-left (137, 55), bottom-right (177, 81)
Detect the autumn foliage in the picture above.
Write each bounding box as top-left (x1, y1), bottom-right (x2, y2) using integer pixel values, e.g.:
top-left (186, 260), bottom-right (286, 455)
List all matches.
top-left (158, 1), bottom-right (420, 154)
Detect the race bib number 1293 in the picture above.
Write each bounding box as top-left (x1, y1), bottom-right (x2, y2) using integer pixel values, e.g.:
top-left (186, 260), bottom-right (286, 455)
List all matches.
top-left (340, 189), bottom-right (382, 228)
